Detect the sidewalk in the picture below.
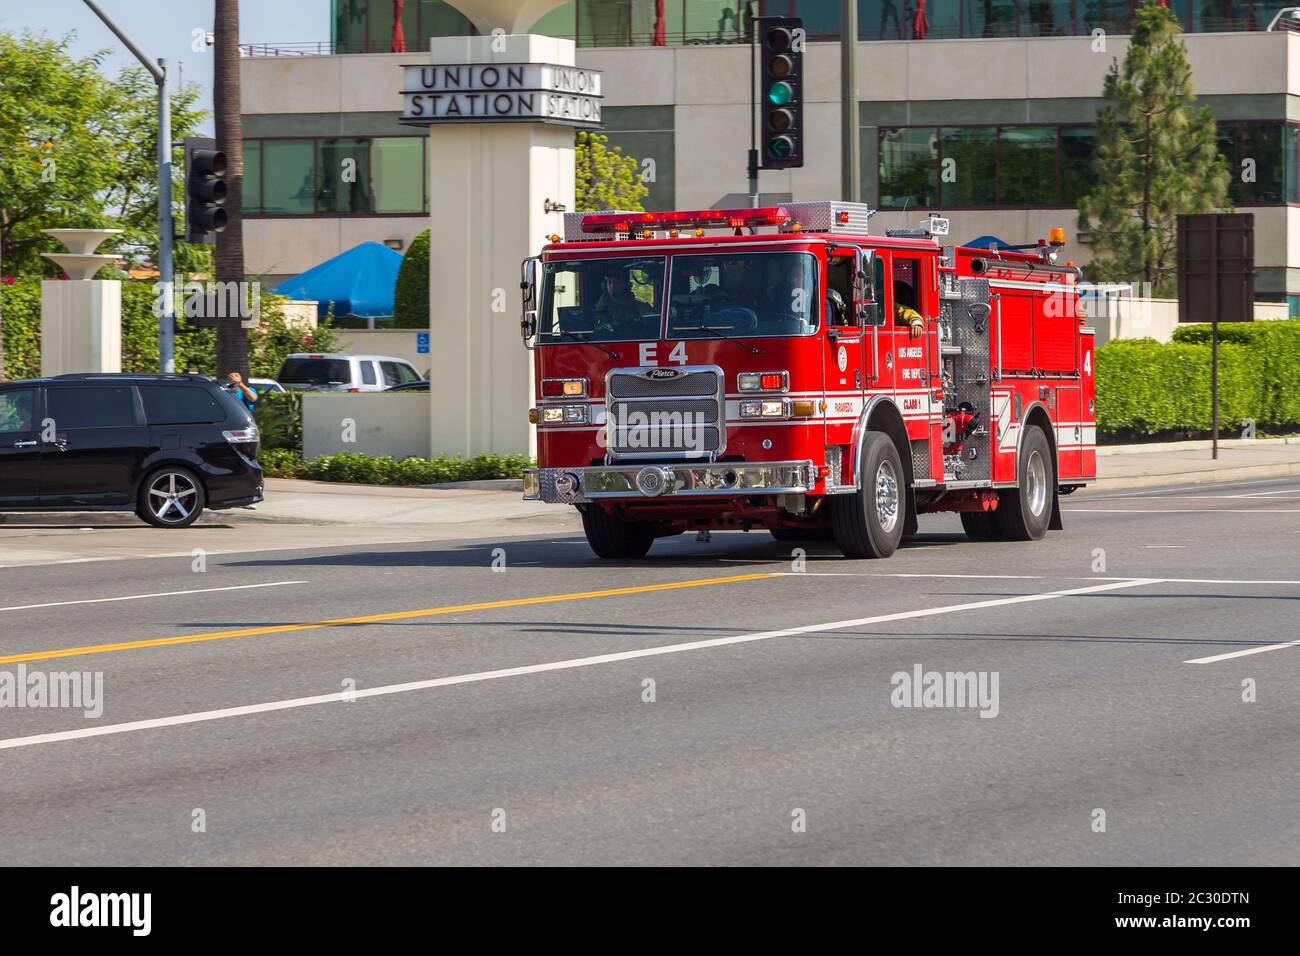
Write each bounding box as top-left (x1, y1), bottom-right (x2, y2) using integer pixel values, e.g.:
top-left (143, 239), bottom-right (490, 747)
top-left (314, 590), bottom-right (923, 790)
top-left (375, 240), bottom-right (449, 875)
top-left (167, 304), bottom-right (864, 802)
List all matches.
top-left (234, 439), bottom-right (1300, 525)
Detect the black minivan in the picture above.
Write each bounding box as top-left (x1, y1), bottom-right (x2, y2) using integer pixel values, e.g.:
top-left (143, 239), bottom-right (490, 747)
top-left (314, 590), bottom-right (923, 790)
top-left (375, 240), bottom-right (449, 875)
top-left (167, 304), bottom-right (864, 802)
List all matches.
top-left (0, 373), bottom-right (263, 527)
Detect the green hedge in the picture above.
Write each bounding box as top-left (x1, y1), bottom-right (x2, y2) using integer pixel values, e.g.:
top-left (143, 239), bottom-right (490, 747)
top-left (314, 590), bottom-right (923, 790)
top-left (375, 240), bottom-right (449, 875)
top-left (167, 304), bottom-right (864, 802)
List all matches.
top-left (259, 449), bottom-right (532, 485)
top-left (1095, 332), bottom-right (1295, 435)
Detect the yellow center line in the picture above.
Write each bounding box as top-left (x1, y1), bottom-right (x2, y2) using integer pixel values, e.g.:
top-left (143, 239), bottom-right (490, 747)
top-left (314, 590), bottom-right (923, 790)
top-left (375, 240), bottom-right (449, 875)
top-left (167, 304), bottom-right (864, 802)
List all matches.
top-left (0, 572), bottom-right (781, 666)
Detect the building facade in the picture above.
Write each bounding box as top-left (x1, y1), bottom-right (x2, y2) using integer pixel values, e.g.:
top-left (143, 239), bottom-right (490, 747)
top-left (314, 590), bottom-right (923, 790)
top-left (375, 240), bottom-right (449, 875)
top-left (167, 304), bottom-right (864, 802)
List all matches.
top-left (241, 1), bottom-right (1300, 317)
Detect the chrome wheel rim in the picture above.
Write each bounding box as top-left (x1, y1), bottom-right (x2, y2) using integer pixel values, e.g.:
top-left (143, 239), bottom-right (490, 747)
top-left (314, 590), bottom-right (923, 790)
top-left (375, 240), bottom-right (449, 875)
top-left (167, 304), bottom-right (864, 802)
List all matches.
top-left (1026, 450), bottom-right (1048, 517)
top-left (148, 472), bottom-right (198, 523)
top-left (875, 459), bottom-right (900, 533)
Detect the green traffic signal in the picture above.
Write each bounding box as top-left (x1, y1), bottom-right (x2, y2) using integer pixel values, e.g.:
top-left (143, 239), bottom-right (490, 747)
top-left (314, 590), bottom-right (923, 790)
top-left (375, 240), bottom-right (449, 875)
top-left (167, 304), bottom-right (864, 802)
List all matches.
top-left (767, 81), bottom-right (793, 106)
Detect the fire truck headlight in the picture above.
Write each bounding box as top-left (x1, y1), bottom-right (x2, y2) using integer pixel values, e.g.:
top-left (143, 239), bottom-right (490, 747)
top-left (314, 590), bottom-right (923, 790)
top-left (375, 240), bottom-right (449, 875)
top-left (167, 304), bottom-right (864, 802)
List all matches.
top-left (760, 400), bottom-right (785, 418)
top-left (739, 371), bottom-right (788, 392)
top-left (542, 407), bottom-right (564, 424)
top-left (740, 400), bottom-right (762, 418)
top-left (562, 405), bottom-right (588, 424)
top-left (528, 408), bottom-right (540, 424)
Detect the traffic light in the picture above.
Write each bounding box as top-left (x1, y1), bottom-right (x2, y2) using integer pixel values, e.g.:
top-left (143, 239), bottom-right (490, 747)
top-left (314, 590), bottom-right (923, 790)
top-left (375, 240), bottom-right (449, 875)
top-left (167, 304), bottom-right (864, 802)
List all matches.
top-left (760, 17), bottom-right (803, 170)
top-left (184, 137), bottom-right (228, 243)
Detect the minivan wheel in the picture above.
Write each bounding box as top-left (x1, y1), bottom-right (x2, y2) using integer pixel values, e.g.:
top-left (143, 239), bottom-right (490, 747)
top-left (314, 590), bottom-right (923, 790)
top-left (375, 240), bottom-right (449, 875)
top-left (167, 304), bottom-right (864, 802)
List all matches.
top-left (138, 467), bottom-right (206, 528)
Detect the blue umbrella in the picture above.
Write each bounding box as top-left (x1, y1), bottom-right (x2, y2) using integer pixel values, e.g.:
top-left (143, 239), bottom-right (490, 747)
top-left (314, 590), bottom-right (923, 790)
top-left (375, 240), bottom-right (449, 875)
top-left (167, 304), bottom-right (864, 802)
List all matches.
top-left (271, 241), bottom-right (403, 318)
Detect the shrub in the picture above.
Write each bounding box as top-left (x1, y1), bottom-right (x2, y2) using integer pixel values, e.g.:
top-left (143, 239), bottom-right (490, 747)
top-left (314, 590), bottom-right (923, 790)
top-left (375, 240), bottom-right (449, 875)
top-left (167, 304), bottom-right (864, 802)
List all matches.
top-left (392, 229), bottom-right (429, 329)
top-left (255, 450), bottom-right (532, 485)
top-left (253, 390), bottom-right (303, 451)
top-left (1095, 337), bottom-right (1260, 435)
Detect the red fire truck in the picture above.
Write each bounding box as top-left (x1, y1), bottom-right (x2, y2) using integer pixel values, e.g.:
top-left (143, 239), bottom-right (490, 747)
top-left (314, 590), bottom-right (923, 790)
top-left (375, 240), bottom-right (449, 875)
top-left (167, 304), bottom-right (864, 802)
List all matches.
top-left (519, 201), bottom-right (1095, 559)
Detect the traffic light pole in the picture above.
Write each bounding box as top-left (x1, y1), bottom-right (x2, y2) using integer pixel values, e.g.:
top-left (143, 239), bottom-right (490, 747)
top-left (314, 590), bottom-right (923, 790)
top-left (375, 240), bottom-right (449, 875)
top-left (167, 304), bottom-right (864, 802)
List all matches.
top-left (748, 6), bottom-right (760, 208)
top-left (840, 0), bottom-right (860, 203)
top-left (81, 0), bottom-right (174, 373)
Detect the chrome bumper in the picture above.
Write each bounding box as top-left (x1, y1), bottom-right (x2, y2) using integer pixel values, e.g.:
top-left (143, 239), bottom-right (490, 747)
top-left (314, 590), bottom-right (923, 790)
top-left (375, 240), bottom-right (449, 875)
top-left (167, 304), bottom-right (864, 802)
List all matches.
top-left (523, 461), bottom-right (817, 504)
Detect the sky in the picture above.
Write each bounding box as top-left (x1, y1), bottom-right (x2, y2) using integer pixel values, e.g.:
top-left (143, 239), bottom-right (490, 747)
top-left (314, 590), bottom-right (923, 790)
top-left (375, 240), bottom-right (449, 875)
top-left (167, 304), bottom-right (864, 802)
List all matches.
top-left (0, 0), bottom-right (333, 133)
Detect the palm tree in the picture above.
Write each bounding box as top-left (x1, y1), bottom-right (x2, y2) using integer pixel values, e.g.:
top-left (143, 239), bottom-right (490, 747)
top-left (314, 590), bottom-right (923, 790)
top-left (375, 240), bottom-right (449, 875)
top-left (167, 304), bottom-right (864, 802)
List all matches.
top-left (214, 0), bottom-right (248, 377)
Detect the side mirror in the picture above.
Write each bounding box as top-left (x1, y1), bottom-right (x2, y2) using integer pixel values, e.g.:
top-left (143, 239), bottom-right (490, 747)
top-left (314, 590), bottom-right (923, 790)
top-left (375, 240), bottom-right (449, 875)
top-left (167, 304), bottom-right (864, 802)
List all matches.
top-left (520, 257), bottom-right (540, 346)
top-left (861, 300), bottom-right (882, 327)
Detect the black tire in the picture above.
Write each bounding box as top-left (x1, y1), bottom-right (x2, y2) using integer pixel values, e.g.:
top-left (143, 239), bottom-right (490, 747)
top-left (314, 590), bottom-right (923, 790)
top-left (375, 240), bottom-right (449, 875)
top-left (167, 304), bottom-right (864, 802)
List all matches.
top-left (830, 432), bottom-right (906, 559)
top-left (960, 510), bottom-right (1002, 541)
top-left (770, 527), bottom-right (832, 542)
top-left (995, 425), bottom-right (1054, 541)
top-left (137, 466), bottom-right (206, 528)
top-left (580, 505), bottom-right (655, 559)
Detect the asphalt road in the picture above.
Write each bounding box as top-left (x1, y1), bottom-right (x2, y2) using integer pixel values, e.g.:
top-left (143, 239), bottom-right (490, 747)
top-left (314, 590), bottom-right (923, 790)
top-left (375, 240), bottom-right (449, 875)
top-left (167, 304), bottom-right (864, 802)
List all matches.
top-left (1, 476), bottom-right (1298, 865)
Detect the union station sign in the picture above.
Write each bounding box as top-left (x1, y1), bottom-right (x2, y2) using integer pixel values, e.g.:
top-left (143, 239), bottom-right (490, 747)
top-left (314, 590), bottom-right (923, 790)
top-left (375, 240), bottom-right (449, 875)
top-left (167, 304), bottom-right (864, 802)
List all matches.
top-left (400, 63), bottom-right (604, 128)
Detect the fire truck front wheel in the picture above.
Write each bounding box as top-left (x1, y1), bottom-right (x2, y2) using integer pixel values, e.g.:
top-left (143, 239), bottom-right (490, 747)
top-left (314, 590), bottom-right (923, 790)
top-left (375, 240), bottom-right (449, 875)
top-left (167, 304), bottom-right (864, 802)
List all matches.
top-left (579, 505), bottom-right (655, 559)
top-left (996, 425), bottom-right (1054, 541)
top-left (830, 433), bottom-right (906, 559)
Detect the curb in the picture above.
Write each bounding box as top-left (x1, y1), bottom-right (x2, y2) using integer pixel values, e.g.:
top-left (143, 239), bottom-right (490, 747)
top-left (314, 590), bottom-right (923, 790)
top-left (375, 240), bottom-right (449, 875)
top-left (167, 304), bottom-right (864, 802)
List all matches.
top-left (1089, 460), bottom-right (1300, 491)
top-left (1097, 436), bottom-right (1300, 456)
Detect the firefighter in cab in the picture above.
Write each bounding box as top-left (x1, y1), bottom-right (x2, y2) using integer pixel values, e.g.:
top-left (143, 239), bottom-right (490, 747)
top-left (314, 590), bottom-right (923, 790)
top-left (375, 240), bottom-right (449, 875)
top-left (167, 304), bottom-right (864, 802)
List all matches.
top-left (894, 278), bottom-right (924, 339)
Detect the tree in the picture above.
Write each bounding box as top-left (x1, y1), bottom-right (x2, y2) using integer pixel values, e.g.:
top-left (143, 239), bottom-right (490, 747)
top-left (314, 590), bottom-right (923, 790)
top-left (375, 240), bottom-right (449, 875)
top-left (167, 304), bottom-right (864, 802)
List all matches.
top-left (1077, 1), bottom-right (1230, 297)
top-left (214, 0), bottom-right (249, 378)
top-left (575, 131), bottom-right (648, 212)
top-left (0, 32), bottom-right (205, 278)
top-left (393, 229), bottom-right (430, 328)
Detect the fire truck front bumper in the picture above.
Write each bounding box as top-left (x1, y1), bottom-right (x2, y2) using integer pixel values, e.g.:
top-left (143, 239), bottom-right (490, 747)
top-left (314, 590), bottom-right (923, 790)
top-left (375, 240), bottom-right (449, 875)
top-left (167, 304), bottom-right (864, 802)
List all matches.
top-left (523, 461), bottom-right (817, 504)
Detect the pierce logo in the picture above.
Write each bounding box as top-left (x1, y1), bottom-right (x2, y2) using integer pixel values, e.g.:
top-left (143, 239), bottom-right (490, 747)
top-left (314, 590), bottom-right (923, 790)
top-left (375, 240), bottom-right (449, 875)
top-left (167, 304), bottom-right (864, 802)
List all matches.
top-left (642, 368), bottom-right (682, 380)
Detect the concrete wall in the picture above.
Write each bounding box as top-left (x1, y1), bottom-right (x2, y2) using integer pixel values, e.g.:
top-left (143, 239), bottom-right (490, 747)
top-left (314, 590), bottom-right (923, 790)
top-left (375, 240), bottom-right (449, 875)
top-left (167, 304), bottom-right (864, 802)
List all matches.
top-left (302, 392), bottom-right (431, 459)
top-left (334, 329), bottom-right (434, 378)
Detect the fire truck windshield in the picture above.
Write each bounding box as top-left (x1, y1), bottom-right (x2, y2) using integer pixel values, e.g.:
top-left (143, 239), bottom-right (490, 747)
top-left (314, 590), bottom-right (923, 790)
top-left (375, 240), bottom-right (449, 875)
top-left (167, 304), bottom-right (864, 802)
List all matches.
top-left (666, 251), bottom-right (818, 339)
top-left (538, 256), bottom-right (665, 344)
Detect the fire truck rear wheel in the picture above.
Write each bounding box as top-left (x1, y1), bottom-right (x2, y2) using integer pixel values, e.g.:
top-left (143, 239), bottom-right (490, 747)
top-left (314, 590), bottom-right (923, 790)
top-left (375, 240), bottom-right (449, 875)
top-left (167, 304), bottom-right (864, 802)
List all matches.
top-left (830, 432), bottom-right (906, 559)
top-left (996, 425), bottom-right (1054, 541)
top-left (960, 511), bottom-right (1002, 541)
top-left (579, 505), bottom-right (655, 559)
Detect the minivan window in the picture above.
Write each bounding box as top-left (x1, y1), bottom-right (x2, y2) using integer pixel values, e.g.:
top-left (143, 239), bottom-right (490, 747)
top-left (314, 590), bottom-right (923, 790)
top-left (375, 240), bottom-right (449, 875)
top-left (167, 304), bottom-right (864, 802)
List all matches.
top-left (361, 361), bottom-right (377, 386)
top-left (279, 358), bottom-right (351, 386)
top-left (0, 389), bottom-right (36, 433)
top-left (380, 361), bottom-right (419, 386)
top-left (46, 386), bottom-right (137, 429)
top-left (141, 386), bottom-right (227, 425)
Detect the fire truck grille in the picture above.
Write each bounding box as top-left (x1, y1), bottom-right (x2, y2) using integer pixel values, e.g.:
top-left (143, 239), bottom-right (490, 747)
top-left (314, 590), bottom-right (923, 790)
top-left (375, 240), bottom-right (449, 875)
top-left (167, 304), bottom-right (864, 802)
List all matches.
top-left (606, 367), bottom-right (725, 459)
top-left (608, 369), bottom-right (720, 398)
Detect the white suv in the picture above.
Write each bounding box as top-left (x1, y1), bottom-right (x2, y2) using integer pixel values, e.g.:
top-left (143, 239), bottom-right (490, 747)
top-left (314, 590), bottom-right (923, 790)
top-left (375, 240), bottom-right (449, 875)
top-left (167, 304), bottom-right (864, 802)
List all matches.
top-left (277, 354), bottom-right (423, 392)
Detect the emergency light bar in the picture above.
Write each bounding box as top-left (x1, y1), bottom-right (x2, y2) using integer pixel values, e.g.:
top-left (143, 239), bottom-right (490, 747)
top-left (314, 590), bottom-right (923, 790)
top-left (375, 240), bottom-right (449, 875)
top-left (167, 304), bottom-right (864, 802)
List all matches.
top-left (560, 201), bottom-right (876, 241)
top-left (579, 207), bottom-right (790, 235)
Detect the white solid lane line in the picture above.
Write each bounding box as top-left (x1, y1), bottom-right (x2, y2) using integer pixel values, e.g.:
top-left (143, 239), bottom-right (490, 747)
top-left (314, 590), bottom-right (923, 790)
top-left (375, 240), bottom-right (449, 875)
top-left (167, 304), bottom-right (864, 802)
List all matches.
top-left (0, 578), bottom-right (1157, 751)
top-left (1064, 508), bottom-right (1300, 513)
top-left (1185, 639), bottom-right (1300, 664)
top-left (0, 581), bottom-right (308, 613)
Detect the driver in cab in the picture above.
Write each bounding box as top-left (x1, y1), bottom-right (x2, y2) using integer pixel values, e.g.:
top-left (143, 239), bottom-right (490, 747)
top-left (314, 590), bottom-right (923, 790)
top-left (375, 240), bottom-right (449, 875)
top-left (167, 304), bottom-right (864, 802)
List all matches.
top-left (594, 269), bottom-right (643, 327)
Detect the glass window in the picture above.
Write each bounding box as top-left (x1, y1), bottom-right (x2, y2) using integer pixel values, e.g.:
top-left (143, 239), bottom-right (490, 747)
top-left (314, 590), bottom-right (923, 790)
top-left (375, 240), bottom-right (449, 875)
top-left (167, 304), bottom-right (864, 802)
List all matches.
top-left (380, 361), bottom-right (421, 386)
top-left (46, 386), bottom-right (136, 429)
top-left (140, 386), bottom-right (226, 425)
top-left (532, 2), bottom-right (578, 40)
top-left (539, 256), bottom-right (665, 344)
top-left (417, 0), bottom-right (478, 40)
top-left (998, 126), bottom-right (1057, 205)
top-left (278, 357), bottom-right (352, 386)
top-left (0, 389), bottom-right (36, 434)
top-left (244, 140), bottom-right (262, 213)
top-left (860, 1), bottom-right (905, 40)
top-left (879, 127), bottom-right (937, 208)
top-left (939, 127), bottom-right (996, 206)
top-left (1239, 123), bottom-right (1285, 203)
top-left (1060, 126), bottom-right (1097, 204)
top-left (261, 140), bottom-right (315, 215)
top-left (335, 0), bottom-right (367, 53)
top-left (361, 361), bottom-right (378, 385)
top-left (666, 252), bottom-right (818, 339)
top-left (318, 138), bottom-right (372, 214)
top-left (372, 137), bottom-right (425, 213)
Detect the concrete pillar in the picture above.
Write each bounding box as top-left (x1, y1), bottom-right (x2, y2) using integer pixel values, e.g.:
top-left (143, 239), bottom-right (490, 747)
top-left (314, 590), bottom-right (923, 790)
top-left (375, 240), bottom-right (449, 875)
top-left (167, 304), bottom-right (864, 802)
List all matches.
top-left (40, 280), bottom-right (122, 377)
top-left (422, 34), bottom-right (578, 457)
